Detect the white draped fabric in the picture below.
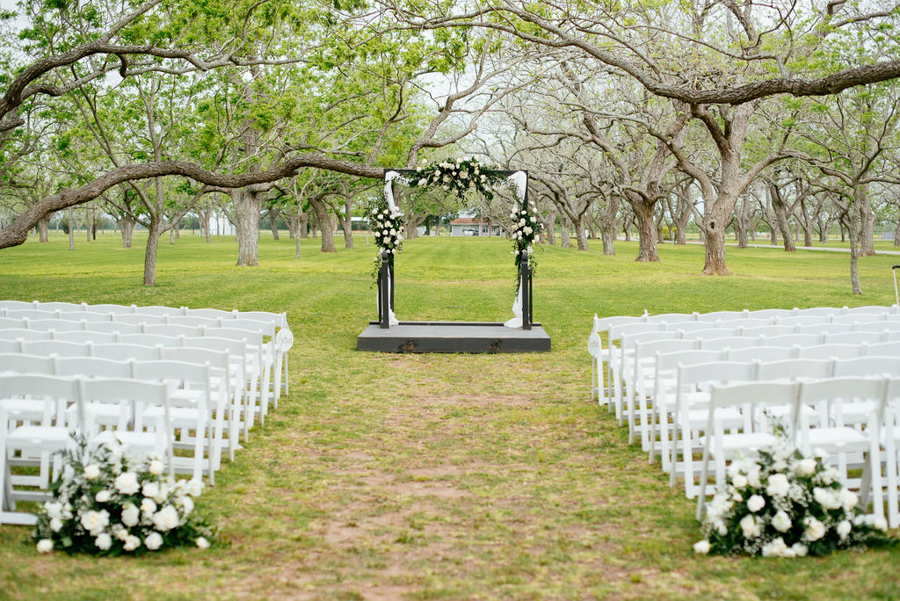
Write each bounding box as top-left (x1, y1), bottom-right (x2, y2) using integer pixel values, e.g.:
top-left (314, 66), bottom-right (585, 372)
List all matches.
top-left (504, 171), bottom-right (528, 329)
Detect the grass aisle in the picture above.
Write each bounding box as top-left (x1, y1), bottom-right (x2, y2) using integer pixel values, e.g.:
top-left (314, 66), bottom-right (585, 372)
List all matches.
top-left (0, 234), bottom-right (898, 600)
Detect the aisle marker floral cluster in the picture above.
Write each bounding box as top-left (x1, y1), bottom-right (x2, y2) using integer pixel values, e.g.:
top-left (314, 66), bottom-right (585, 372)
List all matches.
top-left (694, 436), bottom-right (892, 557)
top-left (32, 436), bottom-right (215, 556)
top-left (367, 194), bottom-right (405, 279)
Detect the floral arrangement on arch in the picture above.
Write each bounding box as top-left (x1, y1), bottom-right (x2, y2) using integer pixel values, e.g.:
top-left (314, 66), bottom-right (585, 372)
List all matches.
top-left (509, 200), bottom-right (543, 279)
top-left (410, 157), bottom-right (505, 201)
top-left (367, 194), bottom-right (405, 278)
top-left (694, 438), bottom-right (892, 558)
top-left (32, 436), bottom-right (215, 556)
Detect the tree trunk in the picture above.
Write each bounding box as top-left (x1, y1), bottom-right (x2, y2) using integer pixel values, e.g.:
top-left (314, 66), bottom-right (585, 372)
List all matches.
top-left (169, 225), bottom-right (176, 245)
top-left (893, 217), bottom-right (900, 247)
top-left (37, 215), bottom-right (50, 243)
top-left (846, 209), bottom-right (862, 294)
top-left (543, 211), bottom-right (557, 246)
top-left (858, 186), bottom-right (875, 257)
top-left (118, 215), bottom-right (136, 248)
top-left (632, 201), bottom-right (659, 262)
top-left (601, 220), bottom-right (616, 255)
top-left (574, 218), bottom-right (588, 251)
top-left (232, 188), bottom-right (262, 266)
top-left (68, 207), bottom-right (75, 251)
top-left (770, 183), bottom-right (795, 252)
top-left (299, 212), bottom-right (309, 238)
top-left (560, 217), bottom-right (572, 248)
top-left (143, 215), bottom-right (163, 286)
top-left (288, 214), bottom-right (298, 239)
top-left (308, 196), bottom-right (335, 252)
top-left (702, 206), bottom-right (731, 275)
top-left (269, 209), bottom-right (280, 241)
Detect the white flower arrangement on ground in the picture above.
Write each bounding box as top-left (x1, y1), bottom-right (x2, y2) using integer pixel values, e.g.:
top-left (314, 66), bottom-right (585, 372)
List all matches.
top-left (32, 436), bottom-right (215, 556)
top-left (509, 201), bottom-right (543, 281)
top-left (695, 437), bottom-right (893, 557)
top-left (367, 194), bottom-right (405, 280)
top-left (410, 157), bottom-right (505, 201)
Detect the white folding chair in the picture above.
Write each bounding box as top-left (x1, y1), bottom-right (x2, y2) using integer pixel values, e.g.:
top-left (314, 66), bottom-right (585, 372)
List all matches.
top-left (884, 378), bottom-right (900, 527)
top-left (698, 336), bottom-right (760, 352)
top-left (726, 345), bottom-right (798, 363)
top-left (0, 374), bottom-right (79, 525)
top-left (20, 339), bottom-right (89, 357)
top-left (866, 341), bottom-right (900, 357)
top-left (695, 310), bottom-right (749, 322)
top-left (696, 381), bottom-right (801, 520)
top-left (34, 301), bottom-right (83, 312)
top-left (0, 300), bottom-right (36, 311)
top-left (84, 321), bottom-right (143, 335)
top-left (588, 314), bottom-right (644, 404)
top-left (89, 343), bottom-right (162, 362)
top-left (0, 353), bottom-right (55, 375)
top-left (0, 329), bottom-right (51, 342)
top-left (85, 303), bottom-right (135, 315)
top-left (51, 330), bottom-right (117, 344)
top-left (825, 330), bottom-right (888, 345)
top-left (55, 356), bottom-right (135, 433)
top-left (203, 327), bottom-right (272, 422)
top-left (77, 378), bottom-right (174, 480)
top-left (26, 319), bottom-right (85, 333)
top-left (676, 361), bottom-right (761, 500)
top-left (181, 337), bottom-right (252, 440)
top-left (131, 305), bottom-right (185, 317)
top-left (797, 343), bottom-right (865, 361)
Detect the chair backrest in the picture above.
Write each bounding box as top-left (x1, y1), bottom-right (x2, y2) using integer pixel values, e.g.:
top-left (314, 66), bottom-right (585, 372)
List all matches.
top-left (0, 328), bottom-right (50, 342)
top-left (90, 343), bottom-right (161, 361)
top-left (592, 314), bottom-right (644, 337)
top-left (608, 321), bottom-right (666, 345)
top-left (855, 321), bottom-right (900, 333)
top-left (764, 333), bottom-right (823, 348)
top-left (234, 311), bottom-right (288, 330)
top-left (644, 312), bottom-right (695, 324)
top-left (202, 326), bottom-right (263, 346)
top-left (794, 307), bottom-right (842, 317)
top-left (0, 317), bottom-right (24, 330)
top-left (111, 314), bottom-right (166, 326)
top-left (3, 309), bottom-right (58, 321)
top-left (832, 356), bottom-right (900, 378)
top-left (756, 358), bottom-right (834, 382)
top-left (830, 313), bottom-right (885, 326)
top-left (58, 311), bottom-right (111, 323)
top-left (0, 339), bottom-right (20, 353)
top-left (0, 300), bottom-right (36, 311)
top-left (131, 305), bottom-right (185, 317)
top-left (0, 372), bottom-right (79, 426)
top-left (20, 339), bottom-right (89, 357)
top-left (726, 345), bottom-right (797, 363)
top-left (668, 321), bottom-right (723, 333)
top-left (695, 310), bottom-right (749, 322)
top-left (746, 308), bottom-right (795, 320)
top-left (678, 360), bottom-right (759, 389)
top-left (866, 341), bottom-right (900, 357)
top-left (844, 305), bottom-right (892, 317)
top-left (738, 325), bottom-right (795, 339)
top-left (53, 356), bottom-right (134, 379)
top-left (86, 303), bottom-right (135, 315)
top-left (824, 330), bottom-right (886, 345)
top-left (0, 352), bottom-right (55, 375)
top-left (698, 336), bottom-right (760, 352)
top-left (26, 319), bottom-right (85, 333)
top-left (84, 321), bottom-right (143, 334)
top-left (165, 315), bottom-right (219, 328)
top-left (707, 381), bottom-right (801, 436)
top-left (51, 330), bottom-right (117, 344)
top-left (655, 349), bottom-right (726, 376)
top-left (796, 376), bottom-right (888, 446)
top-left (35, 301), bottom-right (84, 312)
top-left (216, 318), bottom-right (276, 337)
top-left (796, 343), bottom-right (864, 361)
top-left (679, 326), bottom-right (742, 340)
top-left (115, 333), bottom-right (183, 347)
top-left (803, 323), bottom-right (854, 336)
top-left (142, 323), bottom-right (203, 338)
top-left (131, 360), bottom-right (211, 402)
top-left (636, 338), bottom-right (697, 365)
top-left (775, 315), bottom-right (830, 327)
top-left (160, 346), bottom-right (230, 373)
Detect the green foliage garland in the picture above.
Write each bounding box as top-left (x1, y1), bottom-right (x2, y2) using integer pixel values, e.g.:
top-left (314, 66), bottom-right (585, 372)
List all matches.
top-left (509, 200), bottom-right (543, 283)
top-left (409, 158), bottom-right (506, 201)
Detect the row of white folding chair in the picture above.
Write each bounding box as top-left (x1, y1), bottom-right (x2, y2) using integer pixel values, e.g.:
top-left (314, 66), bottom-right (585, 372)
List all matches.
top-left (0, 335), bottom-right (255, 443)
top-left (593, 314), bottom-right (900, 409)
top-left (0, 324), bottom-right (270, 423)
top-left (0, 353), bottom-right (231, 485)
top-left (636, 340), bottom-right (900, 467)
top-left (613, 326), bottom-right (900, 427)
top-left (0, 373), bottom-right (175, 525)
top-left (695, 376), bottom-right (900, 525)
top-left (662, 355), bottom-right (900, 499)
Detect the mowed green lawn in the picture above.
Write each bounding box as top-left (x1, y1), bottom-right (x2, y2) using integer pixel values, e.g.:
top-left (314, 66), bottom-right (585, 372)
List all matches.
top-left (0, 233), bottom-right (898, 601)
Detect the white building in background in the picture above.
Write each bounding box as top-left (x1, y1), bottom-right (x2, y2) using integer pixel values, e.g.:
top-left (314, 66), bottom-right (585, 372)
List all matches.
top-left (449, 218), bottom-right (501, 237)
top-left (208, 213), bottom-right (236, 236)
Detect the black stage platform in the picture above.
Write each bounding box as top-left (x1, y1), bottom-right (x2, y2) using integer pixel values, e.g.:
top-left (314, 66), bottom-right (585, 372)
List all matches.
top-left (357, 321), bottom-right (551, 353)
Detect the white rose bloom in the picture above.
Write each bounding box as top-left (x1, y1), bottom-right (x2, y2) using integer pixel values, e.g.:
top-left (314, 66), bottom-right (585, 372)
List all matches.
top-left (185, 479), bottom-right (204, 497)
top-left (95, 533), bottom-right (112, 551)
top-left (95, 490), bottom-right (111, 503)
top-left (442, 185), bottom-right (450, 191)
top-left (181, 496), bottom-right (195, 516)
top-left (36, 539), bottom-right (54, 554)
top-left (803, 516), bottom-right (826, 542)
top-left (460, 171), bottom-right (468, 179)
top-left (141, 498), bottom-right (157, 516)
top-left (112, 525), bottom-right (128, 541)
top-left (772, 510), bottom-right (792, 533)
top-left (148, 460), bottom-right (164, 476)
top-left (837, 520), bottom-right (852, 539)
top-left (114, 472), bottom-right (140, 495)
top-left (814, 447), bottom-right (829, 459)
top-left (732, 474), bottom-right (748, 489)
top-left (872, 516), bottom-right (888, 532)
top-left (693, 540), bottom-right (710, 555)
top-left (396, 235), bottom-right (403, 242)
top-left (839, 488), bottom-right (858, 511)
top-left (196, 537), bottom-right (211, 550)
top-left (746, 468), bottom-right (762, 488)
top-left (44, 501), bottom-right (63, 520)
top-left (142, 482), bottom-right (160, 500)
top-left (795, 458), bottom-right (817, 477)
top-left (382, 229), bottom-right (389, 236)
top-left (791, 543), bottom-right (808, 557)
top-left (813, 487), bottom-right (842, 510)
top-left (80, 509), bottom-right (110, 536)
top-left (374, 231), bottom-right (381, 238)
top-left (390, 228), bottom-right (396, 236)
top-left (418, 178), bottom-right (427, 186)
top-left (766, 473), bottom-right (790, 497)
top-left (50, 517), bottom-right (63, 532)
top-left (716, 522), bottom-right (728, 536)
top-left (145, 532), bottom-right (164, 551)
top-left (123, 535), bottom-right (141, 552)
top-left (121, 503), bottom-right (140, 527)
top-left (739, 514), bottom-right (761, 539)
top-left (83, 464), bottom-right (101, 480)
top-left (152, 505), bottom-right (180, 532)
top-left (534, 235), bottom-right (540, 243)
top-left (747, 494), bottom-right (766, 513)
top-left (524, 226), bottom-right (533, 235)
